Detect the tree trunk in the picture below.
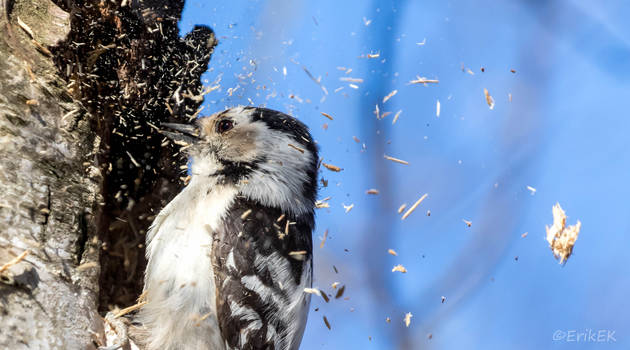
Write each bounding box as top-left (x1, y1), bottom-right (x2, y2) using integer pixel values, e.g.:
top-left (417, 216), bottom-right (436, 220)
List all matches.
top-left (0, 0), bottom-right (215, 348)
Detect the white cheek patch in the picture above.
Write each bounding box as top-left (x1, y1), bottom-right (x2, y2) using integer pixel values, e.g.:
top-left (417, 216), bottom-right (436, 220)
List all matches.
top-left (238, 121), bottom-right (315, 216)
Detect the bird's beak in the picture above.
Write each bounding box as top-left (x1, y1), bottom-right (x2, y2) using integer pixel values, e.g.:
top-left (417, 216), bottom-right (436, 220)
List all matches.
top-left (160, 123), bottom-right (200, 146)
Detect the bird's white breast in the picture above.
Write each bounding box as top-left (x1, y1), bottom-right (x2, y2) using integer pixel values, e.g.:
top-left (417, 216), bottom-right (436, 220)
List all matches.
top-left (138, 178), bottom-right (237, 350)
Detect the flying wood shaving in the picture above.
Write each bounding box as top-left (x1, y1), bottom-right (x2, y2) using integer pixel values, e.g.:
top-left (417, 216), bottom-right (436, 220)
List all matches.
top-left (288, 143), bottom-right (305, 154)
top-left (343, 203), bottom-right (354, 213)
top-left (304, 288), bottom-right (321, 296)
top-left (320, 292), bottom-right (330, 303)
top-left (527, 186), bottom-right (537, 195)
top-left (546, 203), bottom-right (581, 264)
top-left (114, 301), bottom-right (148, 318)
top-left (384, 155), bottom-right (409, 165)
top-left (321, 112), bottom-right (333, 120)
top-left (397, 204), bottom-right (407, 214)
top-left (126, 151), bottom-right (140, 167)
top-left (322, 163), bottom-right (341, 172)
top-left (436, 100), bottom-right (441, 117)
top-left (392, 110), bottom-right (402, 124)
top-left (323, 316), bottom-right (331, 330)
top-left (392, 264), bottom-right (407, 273)
top-left (339, 77), bottom-right (363, 83)
top-left (335, 285), bottom-right (346, 299)
top-left (382, 90), bottom-right (398, 103)
top-left (289, 250), bottom-right (307, 256)
top-left (409, 76), bottom-right (439, 85)
top-left (463, 219), bottom-right (472, 227)
top-left (404, 312), bottom-right (413, 327)
top-left (388, 249), bottom-right (398, 256)
top-left (484, 88), bottom-right (495, 109)
top-left (374, 104), bottom-right (380, 119)
top-left (366, 189), bottom-right (379, 195)
top-left (0, 250), bottom-right (29, 274)
top-left (315, 201), bottom-right (330, 209)
top-left (331, 282), bottom-right (340, 289)
top-left (319, 229), bottom-right (328, 248)
top-left (401, 194), bottom-right (428, 220)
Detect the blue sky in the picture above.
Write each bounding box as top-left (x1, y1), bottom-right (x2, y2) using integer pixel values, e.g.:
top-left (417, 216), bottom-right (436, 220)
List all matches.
top-left (180, 1), bottom-right (630, 348)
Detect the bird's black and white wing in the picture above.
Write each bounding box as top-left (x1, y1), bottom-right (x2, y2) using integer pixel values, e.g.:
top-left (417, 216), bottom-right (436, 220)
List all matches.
top-left (212, 197), bottom-right (314, 350)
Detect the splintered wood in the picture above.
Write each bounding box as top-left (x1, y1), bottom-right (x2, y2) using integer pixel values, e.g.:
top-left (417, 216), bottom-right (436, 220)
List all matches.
top-left (322, 163), bottom-right (341, 172)
top-left (384, 155), bottom-right (409, 165)
top-left (404, 312), bottom-right (413, 327)
top-left (546, 203), bottom-right (581, 264)
top-left (0, 250), bottom-right (29, 274)
top-left (483, 88), bottom-right (495, 109)
top-left (323, 316), bottom-right (331, 330)
top-left (409, 76), bottom-right (439, 85)
top-left (321, 112), bottom-right (334, 120)
top-left (382, 90), bottom-right (398, 103)
top-left (401, 194), bottom-right (428, 220)
top-left (392, 264), bottom-right (407, 273)
top-left (114, 301), bottom-right (148, 318)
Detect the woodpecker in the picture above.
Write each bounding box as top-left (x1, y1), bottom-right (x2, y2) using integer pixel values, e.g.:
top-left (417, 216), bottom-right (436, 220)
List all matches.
top-left (136, 107), bottom-right (318, 350)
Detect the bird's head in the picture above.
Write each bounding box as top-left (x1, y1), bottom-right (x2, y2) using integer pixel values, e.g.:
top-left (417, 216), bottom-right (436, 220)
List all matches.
top-left (162, 106), bottom-right (318, 216)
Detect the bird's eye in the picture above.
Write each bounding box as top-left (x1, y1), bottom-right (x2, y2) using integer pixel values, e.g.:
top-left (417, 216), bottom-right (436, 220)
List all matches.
top-left (217, 119), bottom-right (234, 133)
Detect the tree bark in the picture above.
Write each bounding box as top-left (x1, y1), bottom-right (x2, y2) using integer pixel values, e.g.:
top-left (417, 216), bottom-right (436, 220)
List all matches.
top-left (0, 0), bottom-right (216, 348)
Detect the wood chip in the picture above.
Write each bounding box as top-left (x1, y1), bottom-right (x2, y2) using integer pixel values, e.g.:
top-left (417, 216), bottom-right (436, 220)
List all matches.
top-left (463, 219), bottom-right (472, 227)
top-left (304, 288), bottom-right (321, 296)
top-left (323, 316), bottom-right (331, 330)
top-left (527, 186), bottom-right (536, 195)
top-left (334, 285), bottom-right (345, 299)
top-left (17, 17), bottom-right (34, 38)
top-left (322, 163), bottom-right (341, 172)
top-left (404, 312), bottom-right (413, 327)
top-left (339, 77), bottom-right (363, 83)
top-left (240, 209), bottom-right (252, 220)
top-left (382, 90), bottom-right (398, 103)
top-left (343, 204), bottom-right (354, 213)
top-left (114, 301), bottom-right (147, 318)
top-left (484, 88), bottom-right (495, 109)
top-left (288, 144), bottom-right (305, 153)
top-left (388, 249), bottom-right (397, 256)
top-left (315, 199), bottom-right (330, 208)
top-left (319, 229), bottom-right (328, 248)
top-left (409, 76), bottom-right (439, 84)
top-left (392, 264), bottom-right (407, 273)
top-left (76, 261), bottom-right (98, 271)
top-left (384, 155), bottom-right (409, 165)
top-left (397, 204), bottom-right (407, 214)
top-left (321, 112), bottom-right (333, 120)
top-left (0, 250), bottom-right (29, 274)
top-left (366, 189), bottom-right (379, 195)
top-left (436, 100), bottom-right (441, 117)
top-left (320, 292), bottom-right (330, 303)
top-left (521, 232), bottom-right (528, 238)
top-left (289, 250), bottom-right (307, 256)
top-left (546, 203), bottom-right (581, 264)
top-left (26, 99), bottom-right (39, 106)
top-left (401, 194), bottom-right (428, 220)
top-left (392, 110), bottom-right (402, 124)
